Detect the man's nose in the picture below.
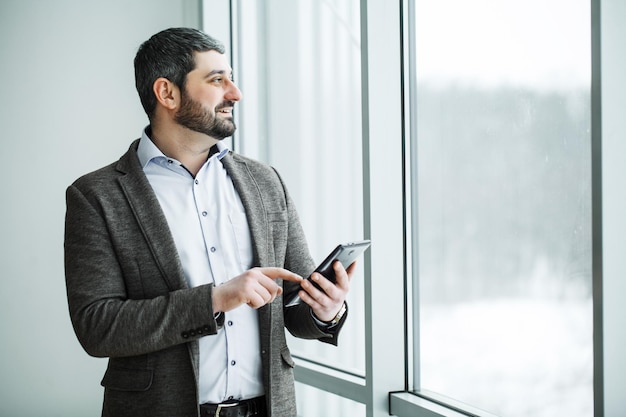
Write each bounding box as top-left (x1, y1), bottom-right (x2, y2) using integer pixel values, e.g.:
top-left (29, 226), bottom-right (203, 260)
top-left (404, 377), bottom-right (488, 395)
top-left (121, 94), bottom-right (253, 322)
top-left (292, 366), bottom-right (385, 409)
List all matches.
top-left (225, 79), bottom-right (242, 101)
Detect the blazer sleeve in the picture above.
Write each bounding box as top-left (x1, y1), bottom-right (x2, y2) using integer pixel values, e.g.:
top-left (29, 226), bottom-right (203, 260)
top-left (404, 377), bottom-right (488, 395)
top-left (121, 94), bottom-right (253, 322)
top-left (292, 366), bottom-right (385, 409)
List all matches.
top-left (64, 182), bottom-right (221, 358)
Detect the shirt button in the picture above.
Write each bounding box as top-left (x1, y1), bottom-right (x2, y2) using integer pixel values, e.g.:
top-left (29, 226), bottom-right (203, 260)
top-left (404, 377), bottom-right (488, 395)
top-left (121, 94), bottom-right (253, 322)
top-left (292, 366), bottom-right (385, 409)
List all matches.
top-left (167, 159), bottom-right (173, 164)
top-left (194, 179), bottom-right (199, 185)
top-left (202, 211), bottom-right (208, 217)
top-left (210, 247), bottom-right (216, 252)
top-left (228, 320), bottom-right (233, 326)
top-left (231, 360), bottom-right (236, 366)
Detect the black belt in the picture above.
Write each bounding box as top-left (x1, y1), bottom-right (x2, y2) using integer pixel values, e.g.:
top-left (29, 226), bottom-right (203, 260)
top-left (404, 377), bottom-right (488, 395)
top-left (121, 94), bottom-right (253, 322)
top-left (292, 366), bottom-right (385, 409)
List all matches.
top-left (200, 396), bottom-right (266, 417)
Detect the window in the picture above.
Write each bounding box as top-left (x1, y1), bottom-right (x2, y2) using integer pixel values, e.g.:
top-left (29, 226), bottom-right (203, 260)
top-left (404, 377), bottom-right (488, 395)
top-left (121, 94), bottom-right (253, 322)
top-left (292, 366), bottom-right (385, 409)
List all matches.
top-left (219, 0), bottom-right (610, 416)
top-left (408, 1), bottom-right (593, 416)
top-left (236, 0), bottom-right (365, 375)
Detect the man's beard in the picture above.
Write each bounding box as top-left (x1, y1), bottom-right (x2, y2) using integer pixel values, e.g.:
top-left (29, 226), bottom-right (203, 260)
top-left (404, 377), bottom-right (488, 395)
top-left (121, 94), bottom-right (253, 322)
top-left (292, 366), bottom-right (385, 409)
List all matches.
top-left (174, 92), bottom-right (236, 140)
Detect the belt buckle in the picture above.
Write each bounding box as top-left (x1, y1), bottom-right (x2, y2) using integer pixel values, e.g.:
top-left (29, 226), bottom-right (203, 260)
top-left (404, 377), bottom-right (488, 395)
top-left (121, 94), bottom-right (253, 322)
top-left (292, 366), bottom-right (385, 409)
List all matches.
top-left (215, 401), bottom-right (239, 417)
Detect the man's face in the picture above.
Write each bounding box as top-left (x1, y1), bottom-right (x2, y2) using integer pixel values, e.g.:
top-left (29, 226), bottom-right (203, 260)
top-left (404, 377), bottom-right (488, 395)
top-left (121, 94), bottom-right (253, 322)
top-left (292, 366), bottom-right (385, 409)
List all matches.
top-left (174, 50), bottom-right (242, 140)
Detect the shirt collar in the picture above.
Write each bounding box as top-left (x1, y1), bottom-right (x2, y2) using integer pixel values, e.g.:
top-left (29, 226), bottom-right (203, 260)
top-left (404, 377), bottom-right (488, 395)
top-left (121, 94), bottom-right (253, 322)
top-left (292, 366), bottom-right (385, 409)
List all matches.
top-left (137, 127), bottom-right (230, 169)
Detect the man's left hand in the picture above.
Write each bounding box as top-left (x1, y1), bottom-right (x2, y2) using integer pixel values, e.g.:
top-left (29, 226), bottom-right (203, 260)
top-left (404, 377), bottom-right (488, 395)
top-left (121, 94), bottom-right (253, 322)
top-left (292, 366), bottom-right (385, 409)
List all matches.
top-left (298, 261), bottom-right (356, 322)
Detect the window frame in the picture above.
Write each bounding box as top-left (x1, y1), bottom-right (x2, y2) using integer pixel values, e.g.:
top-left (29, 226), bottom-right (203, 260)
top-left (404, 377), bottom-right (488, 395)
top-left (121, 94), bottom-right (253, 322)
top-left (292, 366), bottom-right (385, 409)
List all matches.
top-left (287, 0), bottom-right (408, 413)
top-left (393, 0), bottom-right (603, 416)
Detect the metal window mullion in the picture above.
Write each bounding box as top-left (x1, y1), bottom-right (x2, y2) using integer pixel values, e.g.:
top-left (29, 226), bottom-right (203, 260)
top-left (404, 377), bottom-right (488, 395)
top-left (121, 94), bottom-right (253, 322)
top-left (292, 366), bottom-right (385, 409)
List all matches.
top-left (360, 0), bottom-right (406, 416)
top-left (590, 1), bottom-right (603, 416)
top-left (405, 0), bottom-right (421, 393)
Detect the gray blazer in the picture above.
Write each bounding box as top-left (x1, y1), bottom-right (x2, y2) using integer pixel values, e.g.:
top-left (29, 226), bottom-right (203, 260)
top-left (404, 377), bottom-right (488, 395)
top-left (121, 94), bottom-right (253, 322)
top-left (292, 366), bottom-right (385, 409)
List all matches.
top-left (64, 140), bottom-right (346, 417)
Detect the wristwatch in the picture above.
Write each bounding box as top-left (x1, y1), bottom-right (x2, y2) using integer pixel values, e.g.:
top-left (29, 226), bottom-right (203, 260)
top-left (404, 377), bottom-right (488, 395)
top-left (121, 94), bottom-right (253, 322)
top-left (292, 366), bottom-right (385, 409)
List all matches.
top-left (327, 302), bottom-right (347, 327)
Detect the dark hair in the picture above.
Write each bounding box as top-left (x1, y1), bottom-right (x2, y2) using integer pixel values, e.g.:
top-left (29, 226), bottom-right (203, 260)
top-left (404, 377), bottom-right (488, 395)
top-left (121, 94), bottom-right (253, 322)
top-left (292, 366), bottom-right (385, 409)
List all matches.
top-left (134, 27), bottom-right (225, 119)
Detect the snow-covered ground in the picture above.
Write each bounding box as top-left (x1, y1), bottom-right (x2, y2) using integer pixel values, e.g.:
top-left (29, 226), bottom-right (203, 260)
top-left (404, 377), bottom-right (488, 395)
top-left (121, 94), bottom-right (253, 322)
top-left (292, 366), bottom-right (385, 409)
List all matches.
top-left (421, 298), bottom-right (594, 416)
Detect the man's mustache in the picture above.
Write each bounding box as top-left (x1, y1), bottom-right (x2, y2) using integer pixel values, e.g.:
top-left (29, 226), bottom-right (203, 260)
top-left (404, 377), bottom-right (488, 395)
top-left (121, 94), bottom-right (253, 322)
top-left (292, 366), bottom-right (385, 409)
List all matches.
top-left (216, 101), bottom-right (235, 111)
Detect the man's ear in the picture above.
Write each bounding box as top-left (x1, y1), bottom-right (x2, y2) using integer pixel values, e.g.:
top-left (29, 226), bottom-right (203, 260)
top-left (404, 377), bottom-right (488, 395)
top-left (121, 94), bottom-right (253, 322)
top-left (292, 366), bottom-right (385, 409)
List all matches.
top-left (152, 77), bottom-right (180, 110)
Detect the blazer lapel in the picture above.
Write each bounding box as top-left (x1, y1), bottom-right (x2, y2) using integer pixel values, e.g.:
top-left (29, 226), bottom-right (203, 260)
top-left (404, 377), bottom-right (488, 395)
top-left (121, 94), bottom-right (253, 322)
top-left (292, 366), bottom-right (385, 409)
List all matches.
top-left (220, 153), bottom-right (270, 267)
top-left (115, 140), bottom-right (188, 292)
top-left (220, 153), bottom-right (273, 340)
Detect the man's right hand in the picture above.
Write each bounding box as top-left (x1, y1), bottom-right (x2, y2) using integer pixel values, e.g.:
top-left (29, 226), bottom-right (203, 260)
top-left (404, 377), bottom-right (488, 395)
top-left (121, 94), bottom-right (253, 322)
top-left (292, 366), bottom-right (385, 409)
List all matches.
top-left (212, 267), bottom-right (302, 312)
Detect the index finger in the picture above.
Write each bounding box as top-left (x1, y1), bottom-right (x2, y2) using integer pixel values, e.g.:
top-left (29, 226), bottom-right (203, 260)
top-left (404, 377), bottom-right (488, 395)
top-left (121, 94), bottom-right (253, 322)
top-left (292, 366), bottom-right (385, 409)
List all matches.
top-left (257, 267), bottom-right (303, 282)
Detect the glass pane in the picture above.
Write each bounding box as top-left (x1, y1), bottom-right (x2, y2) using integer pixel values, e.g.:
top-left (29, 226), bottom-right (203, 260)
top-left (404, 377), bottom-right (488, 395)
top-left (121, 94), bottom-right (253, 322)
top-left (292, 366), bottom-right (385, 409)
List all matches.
top-left (412, 1), bottom-right (593, 416)
top-left (295, 382), bottom-right (366, 416)
top-left (237, 0), bottom-right (365, 374)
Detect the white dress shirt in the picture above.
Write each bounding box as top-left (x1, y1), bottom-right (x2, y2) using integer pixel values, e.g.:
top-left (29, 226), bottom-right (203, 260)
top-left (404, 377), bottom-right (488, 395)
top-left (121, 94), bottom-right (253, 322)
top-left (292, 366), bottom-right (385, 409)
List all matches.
top-left (137, 129), bottom-right (264, 404)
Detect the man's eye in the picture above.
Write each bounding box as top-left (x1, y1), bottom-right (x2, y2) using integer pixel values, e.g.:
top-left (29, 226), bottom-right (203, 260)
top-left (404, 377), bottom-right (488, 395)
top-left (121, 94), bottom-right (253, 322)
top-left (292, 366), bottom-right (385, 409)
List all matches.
top-left (209, 76), bottom-right (233, 84)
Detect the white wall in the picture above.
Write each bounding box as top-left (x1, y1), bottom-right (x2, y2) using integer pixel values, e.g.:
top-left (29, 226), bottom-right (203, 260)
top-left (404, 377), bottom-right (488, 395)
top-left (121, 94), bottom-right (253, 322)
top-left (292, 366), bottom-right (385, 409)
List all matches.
top-left (0, 1), bottom-right (200, 415)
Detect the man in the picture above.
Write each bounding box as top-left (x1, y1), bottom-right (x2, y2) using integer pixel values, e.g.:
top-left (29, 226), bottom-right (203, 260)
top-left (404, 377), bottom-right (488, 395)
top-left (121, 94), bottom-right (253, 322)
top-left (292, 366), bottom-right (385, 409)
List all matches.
top-left (64, 27), bottom-right (354, 417)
